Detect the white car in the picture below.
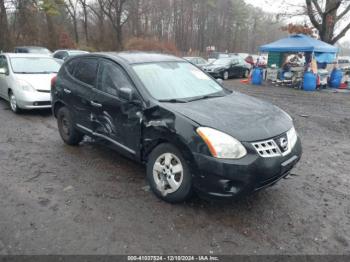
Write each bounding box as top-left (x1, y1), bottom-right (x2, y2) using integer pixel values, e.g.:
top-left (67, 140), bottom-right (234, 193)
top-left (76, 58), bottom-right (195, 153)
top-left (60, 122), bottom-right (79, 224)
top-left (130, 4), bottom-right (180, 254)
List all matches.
top-left (0, 53), bottom-right (61, 113)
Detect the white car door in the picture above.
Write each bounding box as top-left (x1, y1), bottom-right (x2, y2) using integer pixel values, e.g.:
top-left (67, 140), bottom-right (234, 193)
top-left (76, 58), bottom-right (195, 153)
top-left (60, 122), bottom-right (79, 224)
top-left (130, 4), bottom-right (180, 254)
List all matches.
top-left (0, 55), bottom-right (10, 100)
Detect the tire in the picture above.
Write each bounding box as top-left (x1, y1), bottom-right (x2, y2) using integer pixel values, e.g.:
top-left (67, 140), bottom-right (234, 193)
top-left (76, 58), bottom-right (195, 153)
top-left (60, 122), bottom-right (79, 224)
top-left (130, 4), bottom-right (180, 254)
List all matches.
top-left (223, 71), bottom-right (229, 80)
top-left (147, 143), bottom-right (192, 203)
top-left (243, 69), bottom-right (249, 78)
top-left (57, 106), bottom-right (84, 146)
top-left (9, 91), bottom-right (21, 114)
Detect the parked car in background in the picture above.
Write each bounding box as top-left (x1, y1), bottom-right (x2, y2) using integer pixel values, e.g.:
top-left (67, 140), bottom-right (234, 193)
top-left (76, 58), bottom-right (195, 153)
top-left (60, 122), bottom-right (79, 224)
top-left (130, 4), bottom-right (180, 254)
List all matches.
top-left (207, 52), bottom-right (230, 63)
top-left (202, 57), bottom-right (250, 79)
top-left (232, 53), bottom-right (249, 60)
top-left (14, 46), bottom-right (52, 55)
top-left (0, 53), bottom-right (60, 113)
top-left (51, 52), bottom-right (301, 203)
top-left (53, 49), bottom-right (89, 64)
top-left (183, 56), bottom-right (208, 69)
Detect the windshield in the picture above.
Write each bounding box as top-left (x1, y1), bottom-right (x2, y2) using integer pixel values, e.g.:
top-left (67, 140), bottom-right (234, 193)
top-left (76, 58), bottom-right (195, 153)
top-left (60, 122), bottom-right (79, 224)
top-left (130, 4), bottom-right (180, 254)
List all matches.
top-left (133, 62), bottom-right (224, 100)
top-left (10, 57), bottom-right (60, 74)
top-left (212, 58), bottom-right (232, 66)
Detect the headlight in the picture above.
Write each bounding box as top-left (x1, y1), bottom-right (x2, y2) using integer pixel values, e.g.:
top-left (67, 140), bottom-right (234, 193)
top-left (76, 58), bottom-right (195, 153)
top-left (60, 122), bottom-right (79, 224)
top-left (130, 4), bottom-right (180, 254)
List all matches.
top-left (287, 126), bottom-right (298, 149)
top-left (197, 127), bottom-right (247, 159)
top-left (18, 80), bottom-right (36, 92)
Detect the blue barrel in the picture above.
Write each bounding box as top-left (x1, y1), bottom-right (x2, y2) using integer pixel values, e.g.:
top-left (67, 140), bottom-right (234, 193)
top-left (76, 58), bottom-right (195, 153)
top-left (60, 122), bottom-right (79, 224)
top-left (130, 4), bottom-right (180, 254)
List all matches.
top-left (251, 68), bottom-right (262, 85)
top-left (303, 71), bottom-right (317, 91)
top-left (330, 68), bottom-right (342, 88)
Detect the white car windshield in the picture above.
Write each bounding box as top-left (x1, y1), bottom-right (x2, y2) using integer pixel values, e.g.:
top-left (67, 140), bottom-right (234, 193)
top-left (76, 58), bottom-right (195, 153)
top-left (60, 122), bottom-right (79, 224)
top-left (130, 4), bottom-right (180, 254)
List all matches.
top-left (133, 62), bottom-right (225, 101)
top-left (10, 57), bottom-right (60, 74)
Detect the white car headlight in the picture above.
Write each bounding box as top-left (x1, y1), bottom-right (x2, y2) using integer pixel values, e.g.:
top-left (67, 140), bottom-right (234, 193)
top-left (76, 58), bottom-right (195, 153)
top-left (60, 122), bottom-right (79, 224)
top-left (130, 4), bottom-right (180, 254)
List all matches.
top-left (18, 80), bottom-right (36, 92)
top-left (287, 126), bottom-right (298, 150)
top-left (197, 127), bottom-right (247, 159)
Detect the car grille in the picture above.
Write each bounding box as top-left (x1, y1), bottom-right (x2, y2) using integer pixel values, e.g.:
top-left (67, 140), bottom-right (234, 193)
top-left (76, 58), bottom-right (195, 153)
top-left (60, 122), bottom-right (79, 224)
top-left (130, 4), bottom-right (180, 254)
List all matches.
top-left (252, 139), bottom-right (281, 158)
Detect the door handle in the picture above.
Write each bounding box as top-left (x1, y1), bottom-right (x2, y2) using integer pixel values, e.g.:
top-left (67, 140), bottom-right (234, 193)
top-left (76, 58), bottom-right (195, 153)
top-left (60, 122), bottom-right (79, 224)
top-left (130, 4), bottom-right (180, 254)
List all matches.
top-left (90, 101), bottom-right (102, 108)
top-left (63, 88), bottom-right (71, 94)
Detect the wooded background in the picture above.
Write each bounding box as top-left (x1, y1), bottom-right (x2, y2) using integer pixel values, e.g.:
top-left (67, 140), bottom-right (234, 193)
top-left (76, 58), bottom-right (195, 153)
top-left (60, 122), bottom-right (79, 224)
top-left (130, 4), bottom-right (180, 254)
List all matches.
top-left (0, 0), bottom-right (349, 55)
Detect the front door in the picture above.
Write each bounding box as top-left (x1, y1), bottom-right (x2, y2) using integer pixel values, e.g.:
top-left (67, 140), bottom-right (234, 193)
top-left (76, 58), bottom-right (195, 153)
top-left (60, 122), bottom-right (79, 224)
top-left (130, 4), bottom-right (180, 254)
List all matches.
top-left (92, 58), bottom-right (142, 157)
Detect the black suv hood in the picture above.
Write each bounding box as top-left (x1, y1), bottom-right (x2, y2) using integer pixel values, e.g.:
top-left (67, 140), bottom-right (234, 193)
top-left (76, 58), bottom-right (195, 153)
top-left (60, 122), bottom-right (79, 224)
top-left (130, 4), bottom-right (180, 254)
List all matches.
top-left (161, 92), bottom-right (293, 142)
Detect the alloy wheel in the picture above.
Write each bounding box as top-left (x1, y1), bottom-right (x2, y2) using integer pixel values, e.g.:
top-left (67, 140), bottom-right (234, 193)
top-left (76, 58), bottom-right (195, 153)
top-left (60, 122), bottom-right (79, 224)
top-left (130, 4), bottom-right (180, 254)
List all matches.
top-left (10, 94), bottom-right (18, 112)
top-left (223, 71), bottom-right (229, 80)
top-left (152, 153), bottom-right (184, 196)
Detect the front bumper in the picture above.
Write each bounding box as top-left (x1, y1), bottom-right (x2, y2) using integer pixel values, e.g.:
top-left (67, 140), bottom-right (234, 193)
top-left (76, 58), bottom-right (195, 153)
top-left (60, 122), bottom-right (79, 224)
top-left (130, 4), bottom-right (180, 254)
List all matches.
top-left (15, 90), bottom-right (51, 109)
top-left (192, 137), bottom-right (302, 199)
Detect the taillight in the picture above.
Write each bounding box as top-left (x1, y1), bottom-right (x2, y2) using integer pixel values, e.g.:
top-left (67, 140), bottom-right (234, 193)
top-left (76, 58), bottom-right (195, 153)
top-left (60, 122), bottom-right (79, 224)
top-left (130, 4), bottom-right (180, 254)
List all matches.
top-left (51, 76), bottom-right (57, 89)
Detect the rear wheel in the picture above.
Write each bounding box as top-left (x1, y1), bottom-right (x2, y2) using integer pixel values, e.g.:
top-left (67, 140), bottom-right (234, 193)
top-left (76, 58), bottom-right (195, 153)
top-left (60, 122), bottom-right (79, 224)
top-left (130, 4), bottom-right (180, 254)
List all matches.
top-left (243, 69), bottom-right (250, 78)
top-left (223, 71), bottom-right (229, 80)
top-left (147, 143), bottom-right (192, 203)
top-left (57, 106), bottom-right (84, 146)
top-left (9, 91), bottom-right (20, 114)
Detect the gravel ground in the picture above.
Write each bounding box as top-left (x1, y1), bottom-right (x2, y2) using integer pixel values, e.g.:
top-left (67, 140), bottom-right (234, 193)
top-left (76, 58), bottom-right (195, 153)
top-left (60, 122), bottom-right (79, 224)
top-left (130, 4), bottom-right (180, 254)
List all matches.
top-left (0, 80), bottom-right (349, 255)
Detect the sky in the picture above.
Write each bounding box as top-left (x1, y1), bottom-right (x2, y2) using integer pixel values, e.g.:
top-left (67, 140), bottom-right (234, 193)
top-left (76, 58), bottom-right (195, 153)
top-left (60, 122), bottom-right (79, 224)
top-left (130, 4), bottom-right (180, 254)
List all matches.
top-left (244, 0), bottom-right (350, 44)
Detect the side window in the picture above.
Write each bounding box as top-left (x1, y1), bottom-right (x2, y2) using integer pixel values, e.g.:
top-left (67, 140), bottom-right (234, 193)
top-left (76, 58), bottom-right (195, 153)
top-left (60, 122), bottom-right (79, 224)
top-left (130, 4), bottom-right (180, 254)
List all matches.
top-left (97, 60), bottom-right (133, 97)
top-left (65, 59), bottom-right (78, 75)
top-left (62, 52), bottom-right (69, 60)
top-left (54, 51), bottom-right (64, 59)
top-left (73, 58), bottom-right (98, 86)
top-left (0, 56), bottom-right (9, 73)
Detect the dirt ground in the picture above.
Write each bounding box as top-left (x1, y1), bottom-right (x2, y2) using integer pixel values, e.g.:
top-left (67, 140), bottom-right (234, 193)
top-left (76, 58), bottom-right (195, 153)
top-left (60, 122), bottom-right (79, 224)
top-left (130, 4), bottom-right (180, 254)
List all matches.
top-left (0, 80), bottom-right (349, 255)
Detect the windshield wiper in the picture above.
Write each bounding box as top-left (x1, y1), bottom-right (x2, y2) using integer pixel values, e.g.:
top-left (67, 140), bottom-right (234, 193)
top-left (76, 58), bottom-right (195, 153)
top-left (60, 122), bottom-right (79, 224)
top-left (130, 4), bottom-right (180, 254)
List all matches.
top-left (158, 98), bottom-right (188, 103)
top-left (187, 93), bottom-right (225, 102)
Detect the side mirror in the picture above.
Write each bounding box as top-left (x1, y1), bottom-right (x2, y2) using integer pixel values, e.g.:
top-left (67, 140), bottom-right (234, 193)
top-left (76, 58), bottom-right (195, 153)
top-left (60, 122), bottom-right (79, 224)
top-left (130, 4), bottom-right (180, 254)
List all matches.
top-left (216, 78), bottom-right (224, 85)
top-left (0, 68), bottom-right (7, 75)
top-left (119, 87), bottom-right (134, 101)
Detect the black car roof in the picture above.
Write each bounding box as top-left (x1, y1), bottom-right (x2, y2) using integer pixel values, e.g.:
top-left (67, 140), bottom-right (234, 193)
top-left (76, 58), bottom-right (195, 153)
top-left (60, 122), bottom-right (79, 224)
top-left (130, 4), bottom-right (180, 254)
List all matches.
top-left (97, 52), bottom-right (183, 64)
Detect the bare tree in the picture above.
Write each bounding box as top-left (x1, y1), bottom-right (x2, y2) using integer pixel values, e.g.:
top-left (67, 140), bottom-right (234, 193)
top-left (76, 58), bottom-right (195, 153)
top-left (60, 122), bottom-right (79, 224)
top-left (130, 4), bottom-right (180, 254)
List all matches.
top-left (306, 0), bottom-right (350, 44)
top-left (0, 0), bottom-right (10, 51)
top-left (79, 0), bottom-right (89, 44)
top-left (99, 0), bottom-right (130, 50)
top-left (65, 0), bottom-right (79, 44)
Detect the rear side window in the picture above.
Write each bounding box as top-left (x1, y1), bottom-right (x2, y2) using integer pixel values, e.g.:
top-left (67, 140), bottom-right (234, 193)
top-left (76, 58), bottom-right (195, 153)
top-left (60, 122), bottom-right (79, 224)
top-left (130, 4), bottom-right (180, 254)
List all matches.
top-left (73, 58), bottom-right (98, 86)
top-left (65, 59), bottom-right (78, 75)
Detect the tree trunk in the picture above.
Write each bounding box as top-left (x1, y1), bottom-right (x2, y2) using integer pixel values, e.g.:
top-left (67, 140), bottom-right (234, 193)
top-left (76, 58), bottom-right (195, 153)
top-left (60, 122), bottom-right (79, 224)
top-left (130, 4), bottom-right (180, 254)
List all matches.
top-left (0, 0), bottom-right (10, 51)
top-left (81, 1), bottom-right (89, 44)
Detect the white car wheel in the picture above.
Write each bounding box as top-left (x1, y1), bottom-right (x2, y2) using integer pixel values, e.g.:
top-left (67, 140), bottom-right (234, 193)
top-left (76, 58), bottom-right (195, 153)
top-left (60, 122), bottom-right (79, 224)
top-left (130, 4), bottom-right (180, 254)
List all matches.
top-left (9, 92), bottom-right (20, 113)
top-left (223, 71), bottom-right (229, 80)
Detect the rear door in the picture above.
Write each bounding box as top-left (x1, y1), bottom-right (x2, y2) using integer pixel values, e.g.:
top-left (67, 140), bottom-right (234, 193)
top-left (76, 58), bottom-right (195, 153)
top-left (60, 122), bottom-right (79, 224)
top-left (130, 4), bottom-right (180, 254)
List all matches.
top-left (61, 57), bottom-right (98, 132)
top-left (91, 58), bottom-right (143, 157)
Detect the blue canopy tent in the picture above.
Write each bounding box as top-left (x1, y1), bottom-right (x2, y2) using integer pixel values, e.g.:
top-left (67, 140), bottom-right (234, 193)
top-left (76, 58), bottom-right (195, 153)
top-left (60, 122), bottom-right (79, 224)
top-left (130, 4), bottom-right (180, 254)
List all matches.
top-left (260, 34), bottom-right (338, 63)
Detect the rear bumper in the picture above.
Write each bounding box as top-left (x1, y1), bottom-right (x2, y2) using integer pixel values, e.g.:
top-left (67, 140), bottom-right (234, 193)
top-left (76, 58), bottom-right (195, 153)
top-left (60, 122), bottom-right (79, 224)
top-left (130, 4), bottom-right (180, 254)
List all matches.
top-left (15, 90), bottom-right (51, 109)
top-left (192, 138), bottom-right (302, 199)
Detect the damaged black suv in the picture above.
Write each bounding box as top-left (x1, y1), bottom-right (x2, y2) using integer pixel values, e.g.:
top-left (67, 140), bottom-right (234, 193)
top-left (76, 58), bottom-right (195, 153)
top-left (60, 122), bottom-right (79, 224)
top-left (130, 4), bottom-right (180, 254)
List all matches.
top-left (51, 52), bottom-right (302, 203)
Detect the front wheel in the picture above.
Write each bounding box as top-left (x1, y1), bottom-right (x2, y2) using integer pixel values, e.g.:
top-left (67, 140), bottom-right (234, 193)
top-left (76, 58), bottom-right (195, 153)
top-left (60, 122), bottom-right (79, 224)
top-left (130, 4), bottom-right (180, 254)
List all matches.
top-left (223, 71), bottom-right (229, 80)
top-left (9, 91), bottom-right (21, 114)
top-left (57, 106), bottom-right (84, 146)
top-left (147, 143), bottom-right (192, 203)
